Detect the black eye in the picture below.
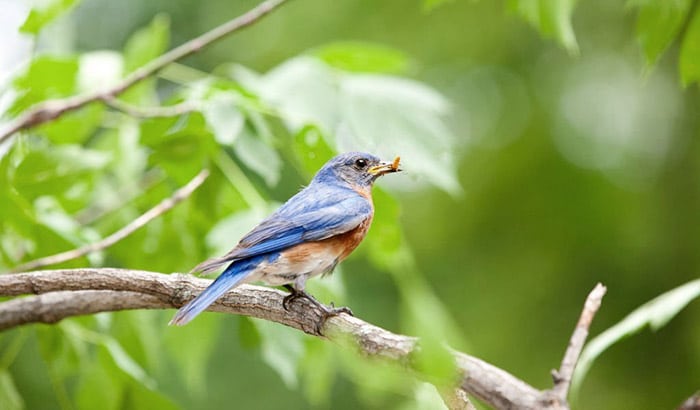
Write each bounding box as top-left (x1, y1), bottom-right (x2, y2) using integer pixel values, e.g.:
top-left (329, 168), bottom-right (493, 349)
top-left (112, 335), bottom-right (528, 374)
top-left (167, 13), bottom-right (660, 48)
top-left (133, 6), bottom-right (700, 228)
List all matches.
top-left (354, 158), bottom-right (368, 169)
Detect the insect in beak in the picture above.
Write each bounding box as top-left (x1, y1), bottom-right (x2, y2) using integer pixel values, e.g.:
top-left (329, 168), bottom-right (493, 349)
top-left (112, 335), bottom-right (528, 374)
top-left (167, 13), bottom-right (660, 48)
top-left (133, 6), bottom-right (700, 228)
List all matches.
top-left (368, 156), bottom-right (402, 175)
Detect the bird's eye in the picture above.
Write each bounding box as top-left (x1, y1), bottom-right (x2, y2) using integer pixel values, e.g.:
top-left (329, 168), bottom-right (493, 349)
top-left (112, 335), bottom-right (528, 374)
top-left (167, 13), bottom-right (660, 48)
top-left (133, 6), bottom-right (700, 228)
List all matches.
top-left (354, 158), bottom-right (368, 169)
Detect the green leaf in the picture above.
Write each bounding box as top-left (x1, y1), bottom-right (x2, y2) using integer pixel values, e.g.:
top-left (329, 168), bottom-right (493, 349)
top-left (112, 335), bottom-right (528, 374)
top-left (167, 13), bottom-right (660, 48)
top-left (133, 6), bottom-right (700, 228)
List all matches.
top-left (102, 338), bottom-right (156, 389)
top-left (260, 57), bottom-right (339, 134)
top-left (508, 0), bottom-right (579, 54)
top-left (312, 41), bottom-right (410, 74)
top-left (203, 92), bottom-right (244, 145)
top-left (680, 6), bottom-right (700, 86)
top-left (122, 14), bottom-right (170, 104)
top-left (299, 338), bottom-right (336, 405)
top-left (233, 127), bottom-right (282, 187)
top-left (260, 56), bottom-right (461, 194)
top-left (164, 314), bottom-right (221, 396)
top-left (338, 74), bottom-right (461, 194)
top-left (13, 144), bottom-right (111, 204)
top-left (11, 55), bottom-right (79, 113)
top-left (143, 113), bottom-right (214, 184)
top-left (38, 103), bottom-right (104, 145)
top-left (252, 319), bottom-right (305, 389)
top-left (0, 370), bottom-right (24, 410)
top-left (572, 279), bottom-right (700, 396)
top-left (632, 0), bottom-right (692, 66)
top-left (238, 316), bottom-right (262, 349)
top-left (19, 0), bottom-right (80, 35)
top-left (75, 350), bottom-right (124, 410)
top-left (123, 14), bottom-right (170, 72)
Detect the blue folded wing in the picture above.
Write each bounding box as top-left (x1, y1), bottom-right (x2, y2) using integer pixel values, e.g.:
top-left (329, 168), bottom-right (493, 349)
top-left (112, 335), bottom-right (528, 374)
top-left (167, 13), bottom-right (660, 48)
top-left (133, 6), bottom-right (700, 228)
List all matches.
top-left (191, 186), bottom-right (372, 274)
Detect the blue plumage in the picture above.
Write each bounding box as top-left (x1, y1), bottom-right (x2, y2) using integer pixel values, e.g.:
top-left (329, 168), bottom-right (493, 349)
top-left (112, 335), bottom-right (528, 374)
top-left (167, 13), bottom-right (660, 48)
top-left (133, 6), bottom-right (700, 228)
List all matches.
top-left (170, 152), bottom-right (400, 326)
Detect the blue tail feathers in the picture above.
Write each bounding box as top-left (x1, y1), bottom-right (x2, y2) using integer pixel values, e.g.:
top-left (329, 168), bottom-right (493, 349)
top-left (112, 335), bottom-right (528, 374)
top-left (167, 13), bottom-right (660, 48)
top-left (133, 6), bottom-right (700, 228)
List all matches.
top-left (170, 261), bottom-right (254, 326)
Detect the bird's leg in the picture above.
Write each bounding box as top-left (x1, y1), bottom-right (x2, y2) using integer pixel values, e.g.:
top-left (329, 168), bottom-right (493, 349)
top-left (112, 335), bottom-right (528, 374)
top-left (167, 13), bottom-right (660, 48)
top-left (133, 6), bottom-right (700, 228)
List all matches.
top-left (282, 284), bottom-right (306, 310)
top-left (282, 285), bottom-right (353, 317)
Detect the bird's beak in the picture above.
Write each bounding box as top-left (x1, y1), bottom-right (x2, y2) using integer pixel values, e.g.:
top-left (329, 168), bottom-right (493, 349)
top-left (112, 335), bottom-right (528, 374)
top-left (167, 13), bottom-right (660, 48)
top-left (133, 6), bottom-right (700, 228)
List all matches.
top-left (368, 156), bottom-right (402, 176)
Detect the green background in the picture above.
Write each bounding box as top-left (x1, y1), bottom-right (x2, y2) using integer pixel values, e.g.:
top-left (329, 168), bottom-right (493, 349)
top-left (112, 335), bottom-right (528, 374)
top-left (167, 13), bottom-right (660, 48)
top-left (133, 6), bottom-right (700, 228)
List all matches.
top-left (1, 0), bottom-right (699, 409)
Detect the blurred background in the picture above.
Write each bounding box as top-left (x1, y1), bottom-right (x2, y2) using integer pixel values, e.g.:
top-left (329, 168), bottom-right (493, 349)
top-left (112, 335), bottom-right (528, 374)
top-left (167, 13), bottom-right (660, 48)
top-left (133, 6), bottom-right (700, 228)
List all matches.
top-left (1, 0), bottom-right (699, 409)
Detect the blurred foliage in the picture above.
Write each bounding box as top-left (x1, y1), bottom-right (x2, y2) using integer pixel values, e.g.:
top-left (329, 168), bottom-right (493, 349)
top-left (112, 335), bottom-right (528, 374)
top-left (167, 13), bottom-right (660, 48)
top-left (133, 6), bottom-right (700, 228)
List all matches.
top-left (0, 0), bottom-right (699, 409)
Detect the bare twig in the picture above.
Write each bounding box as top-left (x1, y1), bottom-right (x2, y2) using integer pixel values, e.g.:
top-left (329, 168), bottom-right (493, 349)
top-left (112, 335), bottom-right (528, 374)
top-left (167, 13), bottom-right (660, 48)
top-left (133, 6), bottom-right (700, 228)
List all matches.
top-left (0, 0), bottom-right (290, 144)
top-left (549, 283), bottom-right (607, 405)
top-left (8, 170), bottom-right (209, 273)
top-left (0, 268), bottom-right (546, 410)
top-left (102, 97), bottom-right (196, 118)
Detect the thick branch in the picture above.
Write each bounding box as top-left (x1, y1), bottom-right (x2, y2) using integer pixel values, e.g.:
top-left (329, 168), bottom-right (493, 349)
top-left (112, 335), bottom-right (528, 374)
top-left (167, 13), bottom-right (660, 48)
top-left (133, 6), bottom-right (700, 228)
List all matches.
top-left (0, 268), bottom-right (547, 410)
top-left (8, 170), bottom-right (209, 273)
top-left (548, 283), bottom-right (607, 405)
top-left (0, 0), bottom-right (290, 144)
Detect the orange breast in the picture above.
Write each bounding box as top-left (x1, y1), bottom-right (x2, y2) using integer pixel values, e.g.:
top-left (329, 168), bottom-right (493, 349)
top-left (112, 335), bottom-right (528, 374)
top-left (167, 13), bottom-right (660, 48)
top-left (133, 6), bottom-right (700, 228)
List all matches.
top-left (324, 214), bottom-right (374, 261)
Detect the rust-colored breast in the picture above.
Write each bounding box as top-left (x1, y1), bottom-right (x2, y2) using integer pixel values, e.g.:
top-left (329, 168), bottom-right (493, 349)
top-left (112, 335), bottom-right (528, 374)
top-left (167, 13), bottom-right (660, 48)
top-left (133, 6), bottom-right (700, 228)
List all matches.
top-left (332, 215), bottom-right (374, 260)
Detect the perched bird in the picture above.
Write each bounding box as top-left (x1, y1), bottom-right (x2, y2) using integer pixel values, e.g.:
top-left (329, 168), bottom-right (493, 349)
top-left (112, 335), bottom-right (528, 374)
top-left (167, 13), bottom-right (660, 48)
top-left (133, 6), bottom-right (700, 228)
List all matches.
top-left (170, 152), bottom-right (401, 326)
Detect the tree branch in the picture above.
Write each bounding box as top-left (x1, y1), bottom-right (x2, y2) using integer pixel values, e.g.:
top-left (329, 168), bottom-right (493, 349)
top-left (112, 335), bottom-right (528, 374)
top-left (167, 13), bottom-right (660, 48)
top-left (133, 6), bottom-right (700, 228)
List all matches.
top-left (0, 0), bottom-right (290, 145)
top-left (8, 169), bottom-right (209, 273)
top-left (0, 268), bottom-right (570, 410)
top-left (548, 283), bottom-right (607, 406)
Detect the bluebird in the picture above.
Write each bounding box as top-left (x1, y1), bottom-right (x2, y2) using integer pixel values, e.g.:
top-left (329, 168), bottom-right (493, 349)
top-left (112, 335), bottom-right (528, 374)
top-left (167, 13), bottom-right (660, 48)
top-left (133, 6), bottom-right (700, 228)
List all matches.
top-left (170, 152), bottom-right (401, 326)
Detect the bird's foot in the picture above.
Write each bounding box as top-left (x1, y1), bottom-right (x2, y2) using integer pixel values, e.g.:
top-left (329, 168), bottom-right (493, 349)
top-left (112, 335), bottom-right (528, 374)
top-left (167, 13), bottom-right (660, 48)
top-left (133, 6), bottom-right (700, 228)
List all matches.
top-left (282, 286), bottom-right (353, 335)
top-left (327, 301), bottom-right (353, 317)
top-left (282, 286), bottom-right (306, 311)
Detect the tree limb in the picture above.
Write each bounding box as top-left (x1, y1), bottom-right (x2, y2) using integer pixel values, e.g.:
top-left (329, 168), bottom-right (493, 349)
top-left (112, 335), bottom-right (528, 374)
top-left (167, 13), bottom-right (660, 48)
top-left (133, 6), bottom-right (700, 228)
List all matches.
top-left (8, 169), bottom-right (209, 273)
top-left (0, 0), bottom-right (290, 145)
top-left (0, 268), bottom-right (574, 410)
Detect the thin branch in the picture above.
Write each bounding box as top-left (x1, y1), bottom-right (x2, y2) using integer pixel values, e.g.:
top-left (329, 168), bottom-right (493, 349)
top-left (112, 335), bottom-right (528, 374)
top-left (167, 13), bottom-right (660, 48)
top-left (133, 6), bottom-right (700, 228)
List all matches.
top-left (0, 0), bottom-right (290, 144)
top-left (0, 268), bottom-right (548, 410)
top-left (102, 97), bottom-right (196, 118)
top-left (549, 283), bottom-right (607, 404)
top-left (8, 170), bottom-right (209, 273)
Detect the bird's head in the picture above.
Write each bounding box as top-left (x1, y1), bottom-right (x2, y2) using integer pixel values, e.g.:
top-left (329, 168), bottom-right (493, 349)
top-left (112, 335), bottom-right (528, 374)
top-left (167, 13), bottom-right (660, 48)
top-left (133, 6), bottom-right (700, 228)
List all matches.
top-left (313, 152), bottom-right (401, 188)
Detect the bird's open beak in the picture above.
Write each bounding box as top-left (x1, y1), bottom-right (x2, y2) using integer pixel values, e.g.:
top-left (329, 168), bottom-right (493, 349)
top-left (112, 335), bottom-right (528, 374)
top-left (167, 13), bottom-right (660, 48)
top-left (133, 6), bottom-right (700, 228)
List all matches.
top-left (368, 156), bottom-right (402, 176)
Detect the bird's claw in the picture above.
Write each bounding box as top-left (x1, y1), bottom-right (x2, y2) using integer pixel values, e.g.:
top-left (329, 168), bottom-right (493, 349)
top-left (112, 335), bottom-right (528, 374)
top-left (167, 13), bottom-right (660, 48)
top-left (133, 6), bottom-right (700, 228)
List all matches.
top-left (327, 302), bottom-right (353, 316)
top-left (282, 287), bottom-right (353, 334)
top-left (282, 291), bottom-right (302, 311)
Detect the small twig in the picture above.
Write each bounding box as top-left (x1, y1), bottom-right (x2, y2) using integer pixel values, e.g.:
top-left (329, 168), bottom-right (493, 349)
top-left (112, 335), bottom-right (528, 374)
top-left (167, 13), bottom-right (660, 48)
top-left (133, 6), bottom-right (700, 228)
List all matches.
top-left (0, 0), bottom-right (290, 144)
top-left (549, 283), bottom-right (607, 404)
top-left (102, 97), bottom-right (196, 118)
top-left (8, 170), bottom-right (209, 273)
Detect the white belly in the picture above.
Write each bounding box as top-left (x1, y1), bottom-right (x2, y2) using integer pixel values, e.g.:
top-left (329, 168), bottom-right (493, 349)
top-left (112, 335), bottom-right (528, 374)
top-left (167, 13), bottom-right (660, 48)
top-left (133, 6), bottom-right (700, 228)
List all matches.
top-left (251, 247), bottom-right (342, 286)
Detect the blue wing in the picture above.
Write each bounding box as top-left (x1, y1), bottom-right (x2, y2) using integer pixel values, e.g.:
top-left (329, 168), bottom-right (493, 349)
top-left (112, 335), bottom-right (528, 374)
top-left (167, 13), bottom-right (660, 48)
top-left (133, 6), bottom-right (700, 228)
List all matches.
top-left (192, 184), bottom-right (372, 274)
